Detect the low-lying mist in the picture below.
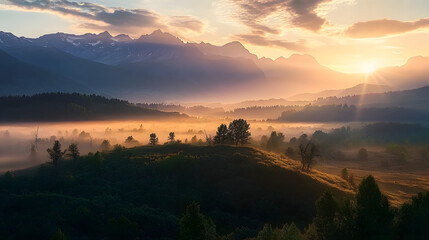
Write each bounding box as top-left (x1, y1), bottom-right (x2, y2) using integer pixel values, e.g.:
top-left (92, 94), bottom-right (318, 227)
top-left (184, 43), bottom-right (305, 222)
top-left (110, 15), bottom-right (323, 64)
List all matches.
top-left (0, 120), bottom-right (352, 172)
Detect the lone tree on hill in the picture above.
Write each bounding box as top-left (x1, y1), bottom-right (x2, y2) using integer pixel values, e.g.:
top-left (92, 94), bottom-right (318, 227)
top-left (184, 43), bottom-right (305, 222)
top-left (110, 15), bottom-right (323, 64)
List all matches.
top-left (47, 140), bottom-right (66, 168)
top-left (299, 140), bottom-right (319, 171)
top-left (228, 119), bottom-right (251, 145)
top-left (149, 133), bottom-right (159, 145)
top-left (66, 143), bottom-right (80, 161)
top-left (214, 124), bottom-right (229, 144)
top-left (168, 132), bottom-right (175, 143)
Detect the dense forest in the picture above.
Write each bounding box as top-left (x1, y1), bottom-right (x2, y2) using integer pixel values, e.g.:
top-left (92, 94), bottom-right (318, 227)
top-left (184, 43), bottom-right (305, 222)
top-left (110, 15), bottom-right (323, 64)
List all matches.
top-left (277, 105), bottom-right (429, 122)
top-left (0, 93), bottom-right (185, 122)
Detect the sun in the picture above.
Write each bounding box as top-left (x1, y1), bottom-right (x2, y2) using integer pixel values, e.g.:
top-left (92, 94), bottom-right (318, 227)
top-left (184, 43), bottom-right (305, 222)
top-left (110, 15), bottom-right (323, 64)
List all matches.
top-left (361, 62), bottom-right (377, 74)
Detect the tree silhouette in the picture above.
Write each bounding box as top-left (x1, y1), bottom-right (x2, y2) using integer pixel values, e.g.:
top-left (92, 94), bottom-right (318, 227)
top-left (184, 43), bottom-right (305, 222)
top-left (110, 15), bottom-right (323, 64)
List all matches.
top-left (149, 133), bottom-right (159, 145)
top-left (266, 131), bottom-right (285, 152)
top-left (100, 140), bottom-right (111, 151)
top-left (214, 124), bottom-right (229, 144)
top-left (47, 141), bottom-right (66, 168)
top-left (299, 140), bottom-right (319, 171)
top-left (314, 191), bottom-right (339, 240)
top-left (355, 175), bottom-right (393, 239)
top-left (179, 202), bottom-right (217, 240)
top-left (228, 119), bottom-right (251, 145)
top-left (66, 143), bottom-right (80, 161)
top-left (168, 132), bottom-right (175, 143)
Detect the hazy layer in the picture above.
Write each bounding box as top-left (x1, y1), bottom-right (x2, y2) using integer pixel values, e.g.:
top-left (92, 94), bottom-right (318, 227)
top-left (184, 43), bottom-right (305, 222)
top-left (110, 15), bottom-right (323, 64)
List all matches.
top-left (0, 120), bottom-right (357, 173)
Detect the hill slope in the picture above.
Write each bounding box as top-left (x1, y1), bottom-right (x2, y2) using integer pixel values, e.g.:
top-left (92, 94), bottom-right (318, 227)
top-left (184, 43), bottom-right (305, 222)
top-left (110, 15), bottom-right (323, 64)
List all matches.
top-left (0, 93), bottom-right (185, 122)
top-left (0, 145), bottom-right (353, 239)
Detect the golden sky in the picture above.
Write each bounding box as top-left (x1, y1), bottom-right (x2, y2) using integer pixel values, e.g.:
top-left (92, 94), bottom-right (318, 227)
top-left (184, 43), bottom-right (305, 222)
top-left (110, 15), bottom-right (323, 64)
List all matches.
top-left (1, 0), bottom-right (429, 73)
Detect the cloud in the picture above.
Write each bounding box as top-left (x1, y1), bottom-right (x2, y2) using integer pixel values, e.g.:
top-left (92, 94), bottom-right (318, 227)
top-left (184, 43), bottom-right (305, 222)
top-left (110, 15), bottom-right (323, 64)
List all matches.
top-left (231, 0), bottom-right (332, 33)
top-left (3, 0), bottom-right (164, 29)
top-left (169, 16), bottom-right (205, 33)
top-left (235, 33), bottom-right (307, 51)
top-left (345, 18), bottom-right (429, 38)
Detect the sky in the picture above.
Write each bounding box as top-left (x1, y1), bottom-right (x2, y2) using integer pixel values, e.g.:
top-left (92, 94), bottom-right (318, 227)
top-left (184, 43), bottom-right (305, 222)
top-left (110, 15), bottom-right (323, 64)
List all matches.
top-left (1, 0), bottom-right (429, 73)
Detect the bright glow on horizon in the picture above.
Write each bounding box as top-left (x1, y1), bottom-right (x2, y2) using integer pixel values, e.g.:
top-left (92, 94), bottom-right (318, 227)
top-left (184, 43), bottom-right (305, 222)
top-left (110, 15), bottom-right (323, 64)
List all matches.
top-left (361, 61), bottom-right (378, 74)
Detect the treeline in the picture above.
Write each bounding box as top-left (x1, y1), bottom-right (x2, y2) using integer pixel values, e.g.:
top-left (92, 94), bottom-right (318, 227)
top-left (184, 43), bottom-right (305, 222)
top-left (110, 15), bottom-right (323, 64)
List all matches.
top-left (277, 104), bottom-right (429, 122)
top-left (179, 175), bottom-right (429, 240)
top-left (313, 86), bottom-right (429, 110)
top-left (0, 93), bottom-right (184, 122)
top-left (226, 105), bottom-right (300, 120)
top-left (137, 103), bottom-right (225, 117)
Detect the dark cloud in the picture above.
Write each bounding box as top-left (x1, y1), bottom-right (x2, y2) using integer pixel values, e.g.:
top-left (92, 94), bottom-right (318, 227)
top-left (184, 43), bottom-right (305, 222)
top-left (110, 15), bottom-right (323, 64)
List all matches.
top-left (4, 0), bottom-right (162, 28)
top-left (232, 0), bottom-right (331, 33)
top-left (236, 33), bottom-right (307, 51)
top-left (345, 18), bottom-right (429, 38)
top-left (169, 16), bottom-right (204, 32)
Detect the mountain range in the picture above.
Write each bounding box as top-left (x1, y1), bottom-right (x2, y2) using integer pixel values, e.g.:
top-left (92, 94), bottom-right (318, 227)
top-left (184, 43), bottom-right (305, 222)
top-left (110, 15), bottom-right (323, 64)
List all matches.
top-left (0, 30), bottom-right (428, 102)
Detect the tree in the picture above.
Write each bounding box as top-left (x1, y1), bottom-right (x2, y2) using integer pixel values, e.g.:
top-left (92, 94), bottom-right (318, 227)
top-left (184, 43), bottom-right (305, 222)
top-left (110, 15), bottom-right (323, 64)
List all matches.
top-left (191, 135), bottom-right (198, 144)
top-left (149, 133), bottom-right (159, 145)
top-left (99, 140), bottom-right (111, 151)
top-left (47, 141), bottom-right (66, 168)
top-left (214, 124), bottom-right (229, 144)
top-left (266, 131), bottom-right (285, 152)
top-left (228, 119), bottom-right (251, 145)
top-left (355, 175), bottom-right (393, 239)
top-left (299, 140), bottom-right (319, 171)
top-left (314, 191), bottom-right (339, 240)
top-left (358, 148), bottom-right (368, 161)
top-left (66, 143), bottom-right (80, 161)
top-left (179, 202), bottom-right (217, 240)
top-left (124, 136), bottom-right (139, 147)
top-left (168, 132), bottom-right (175, 143)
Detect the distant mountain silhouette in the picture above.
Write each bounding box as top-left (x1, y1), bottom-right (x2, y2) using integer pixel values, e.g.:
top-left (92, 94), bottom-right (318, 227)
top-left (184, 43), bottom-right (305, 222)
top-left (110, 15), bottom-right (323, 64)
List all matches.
top-left (0, 49), bottom-right (89, 95)
top-left (0, 29), bottom-right (427, 101)
top-left (288, 83), bottom-right (391, 101)
top-left (370, 56), bottom-right (429, 90)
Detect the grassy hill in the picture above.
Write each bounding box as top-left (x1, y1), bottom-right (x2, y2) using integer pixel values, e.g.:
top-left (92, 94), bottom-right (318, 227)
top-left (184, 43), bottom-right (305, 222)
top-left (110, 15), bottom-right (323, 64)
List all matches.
top-left (0, 145), bottom-right (353, 239)
top-left (0, 93), bottom-right (186, 122)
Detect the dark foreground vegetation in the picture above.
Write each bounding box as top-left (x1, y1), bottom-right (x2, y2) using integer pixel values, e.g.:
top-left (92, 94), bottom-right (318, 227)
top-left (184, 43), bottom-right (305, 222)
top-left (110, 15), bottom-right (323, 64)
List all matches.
top-left (0, 143), bottom-right (428, 239)
top-left (0, 93), bottom-right (185, 122)
top-left (0, 144), bottom-right (345, 239)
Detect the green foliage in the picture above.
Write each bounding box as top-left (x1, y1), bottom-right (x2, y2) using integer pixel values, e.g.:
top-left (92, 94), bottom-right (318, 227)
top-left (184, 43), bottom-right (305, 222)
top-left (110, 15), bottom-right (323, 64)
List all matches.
top-left (355, 175), bottom-right (393, 239)
top-left (314, 191), bottom-right (339, 240)
top-left (179, 202), bottom-right (217, 240)
top-left (395, 192), bottom-right (429, 239)
top-left (51, 229), bottom-right (67, 240)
